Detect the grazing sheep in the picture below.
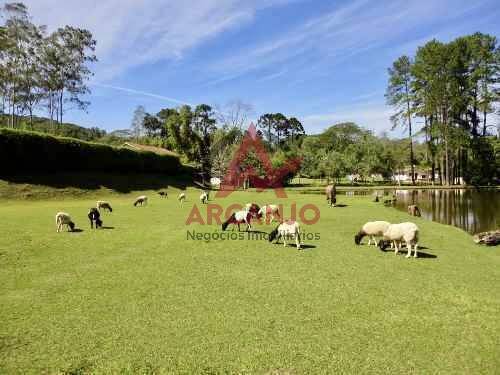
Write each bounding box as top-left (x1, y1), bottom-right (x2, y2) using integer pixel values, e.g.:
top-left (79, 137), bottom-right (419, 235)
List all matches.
top-left (158, 191), bottom-right (168, 198)
top-left (268, 220), bottom-right (302, 250)
top-left (88, 208), bottom-right (103, 229)
top-left (325, 184), bottom-right (337, 206)
top-left (354, 221), bottom-right (391, 246)
top-left (408, 204), bottom-right (421, 217)
top-left (258, 204), bottom-right (281, 223)
top-left (178, 192), bottom-right (186, 203)
top-left (96, 200), bottom-right (113, 212)
top-left (383, 198), bottom-right (395, 206)
top-left (133, 195), bottom-right (148, 206)
top-left (379, 222), bottom-right (419, 258)
top-left (222, 209), bottom-right (254, 231)
top-left (244, 203), bottom-right (261, 218)
top-left (55, 212), bottom-right (75, 232)
top-left (200, 191), bottom-right (208, 204)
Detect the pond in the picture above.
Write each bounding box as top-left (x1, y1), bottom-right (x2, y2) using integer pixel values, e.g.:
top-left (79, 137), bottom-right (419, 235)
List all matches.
top-left (390, 189), bottom-right (499, 234)
top-left (304, 187), bottom-right (499, 234)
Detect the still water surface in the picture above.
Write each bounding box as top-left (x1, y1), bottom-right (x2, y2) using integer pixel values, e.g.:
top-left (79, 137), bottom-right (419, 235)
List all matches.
top-left (392, 189), bottom-right (499, 234)
top-left (339, 188), bottom-right (499, 234)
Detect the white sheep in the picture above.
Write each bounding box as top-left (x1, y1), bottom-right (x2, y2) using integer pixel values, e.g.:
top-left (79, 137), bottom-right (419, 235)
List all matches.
top-left (354, 221), bottom-right (391, 246)
top-left (258, 204), bottom-right (281, 223)
top-left (133, 195), bottom-right (148, 206)
top-left (178, 192), bottom-right (186, 203)
top-left (96, 200), bottom-right (113, 212)
top-left (379, 222), bottom-right (419, 258)
top-left (268, 220), bottom-right (302, 250)
top-left (55, 212), bottom-right (75, 232)
top-left (200, 192), bottom-right (208, 204)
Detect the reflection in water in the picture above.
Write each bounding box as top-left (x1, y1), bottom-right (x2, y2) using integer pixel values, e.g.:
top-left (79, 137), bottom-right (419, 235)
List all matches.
top-left (392, 189), bottom-right (499, 234)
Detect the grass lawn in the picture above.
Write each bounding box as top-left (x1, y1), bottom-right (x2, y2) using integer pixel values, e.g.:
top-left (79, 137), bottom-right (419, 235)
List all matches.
top-left (0, 188), bottom-right (499, 374)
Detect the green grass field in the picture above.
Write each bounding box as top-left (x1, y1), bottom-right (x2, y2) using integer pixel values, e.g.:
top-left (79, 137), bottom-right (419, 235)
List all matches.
top-left (1, 188), bottom-right (499, 374)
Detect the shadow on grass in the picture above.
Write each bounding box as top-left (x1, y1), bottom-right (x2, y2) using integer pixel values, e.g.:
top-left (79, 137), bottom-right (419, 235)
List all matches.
top-left (249, 230), bottom-right (268, 235)
top-left (1, 172), bottom-right (194, 194)
top-left (273, 243), bottom-right (317, 250)
top-left (69, 229), bottom-right (84, 233)
top-left (379, 247), bottom-right (437, 259)
top-left (100, 226), bottom-right (115, 230)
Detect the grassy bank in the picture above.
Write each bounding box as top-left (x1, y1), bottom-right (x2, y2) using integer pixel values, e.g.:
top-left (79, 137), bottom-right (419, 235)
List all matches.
top-left (0, 189), bottom-right (499, 373)
top-left (0, 173), bottom-right (192, 200)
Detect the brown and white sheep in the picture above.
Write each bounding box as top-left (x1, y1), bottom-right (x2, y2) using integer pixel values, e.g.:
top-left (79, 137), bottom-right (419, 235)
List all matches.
top-left (325, 184), bottom-right (337, 206)
top-left (407, 205), bottom-right (421, 217)
top-left (258, 204), bottom-right (281, 223)
top-left (133, 195), bottom-right (148, 206)
top-left (97, 200), bottom-right (113, 212)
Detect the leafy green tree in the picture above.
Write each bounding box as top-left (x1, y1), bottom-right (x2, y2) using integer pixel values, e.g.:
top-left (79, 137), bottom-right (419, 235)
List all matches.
top-left (257, 113), bottom-right (275, 146)
top-left (193, 104), bottom-right (217, 183)
top-left (143, 113), bottom-right (164, 138)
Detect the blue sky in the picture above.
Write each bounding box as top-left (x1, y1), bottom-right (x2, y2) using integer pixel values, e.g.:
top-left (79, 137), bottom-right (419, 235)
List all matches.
top-left (18, 0), bottom-right (500, 136)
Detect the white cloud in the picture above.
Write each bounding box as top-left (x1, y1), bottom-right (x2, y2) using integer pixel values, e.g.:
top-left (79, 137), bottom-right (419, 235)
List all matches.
top-left (300, 103), bottom-right (395, 136)
top-left (205, 0), bottom-right (488, 84)
top-left (19, 0), bottom-right (296, 81)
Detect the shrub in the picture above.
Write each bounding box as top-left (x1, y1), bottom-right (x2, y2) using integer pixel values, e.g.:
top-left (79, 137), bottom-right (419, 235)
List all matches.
top-left (0, 128), bottom-right (182, 174)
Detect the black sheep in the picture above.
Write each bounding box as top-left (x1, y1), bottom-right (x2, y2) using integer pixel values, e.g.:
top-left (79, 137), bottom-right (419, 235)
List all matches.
top-left (88, 208), bottom-right (103, 229)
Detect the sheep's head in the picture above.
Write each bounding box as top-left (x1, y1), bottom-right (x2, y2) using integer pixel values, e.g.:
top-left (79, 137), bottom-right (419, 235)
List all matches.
top-left (268, 228), bottom-right (278, 242)
top-left (354, 231), bottom-right (364, 245)
top-left (378, 240), bottom-right (390, 251)
top-left (68, 222), bottom-right (76, 231)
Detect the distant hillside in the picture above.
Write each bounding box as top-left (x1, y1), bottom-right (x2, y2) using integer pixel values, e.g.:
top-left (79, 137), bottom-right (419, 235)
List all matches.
top-left (0, 114), bottom-right (108, 142)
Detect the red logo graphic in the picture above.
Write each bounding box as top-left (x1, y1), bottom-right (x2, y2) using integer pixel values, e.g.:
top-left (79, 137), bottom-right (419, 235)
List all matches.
top-left (216, 123), bottom-right (302, 198)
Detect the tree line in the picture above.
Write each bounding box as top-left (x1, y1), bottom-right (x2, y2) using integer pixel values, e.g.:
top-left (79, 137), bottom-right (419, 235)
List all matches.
top-left (0, 2), bottom-right (96, 129)
top-left (128, 102), bottom-right (307, 184)
top-left (386, 32), bottom-right (499, 185)
top-left (1, 3), bottom-right (497, 186)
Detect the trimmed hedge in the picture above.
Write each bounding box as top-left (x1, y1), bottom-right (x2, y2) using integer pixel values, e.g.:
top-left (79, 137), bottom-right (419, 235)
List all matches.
top-left (0, 128), bottom-right (181, 174)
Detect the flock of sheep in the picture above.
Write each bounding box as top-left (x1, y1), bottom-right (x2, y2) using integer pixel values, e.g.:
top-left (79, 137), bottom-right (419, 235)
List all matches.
top-left (354, 221), bottom-right (419, 258)
top-left (55, 185), bottom-right (422, 256)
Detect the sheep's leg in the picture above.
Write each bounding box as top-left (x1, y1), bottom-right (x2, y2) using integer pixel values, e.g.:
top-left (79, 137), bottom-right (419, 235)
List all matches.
top-left (406, 242), bottom-right (412, 258)
top-left (237, 223), bottom-right (241, 232)
top-left (283, 235), bottom-right (287, 247)
top-left (57, 222), bottom-right (61, 232)
top-left (413, 243), bottom-right (418, 258)
top-left (394, 241), bottom-right (399, 255)
top-left (367, 237), bottom-right (372, 246)
top-left (295, 234), bottom-right (301, 250)
top-left (374, 237), bottom-right (379, 246)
